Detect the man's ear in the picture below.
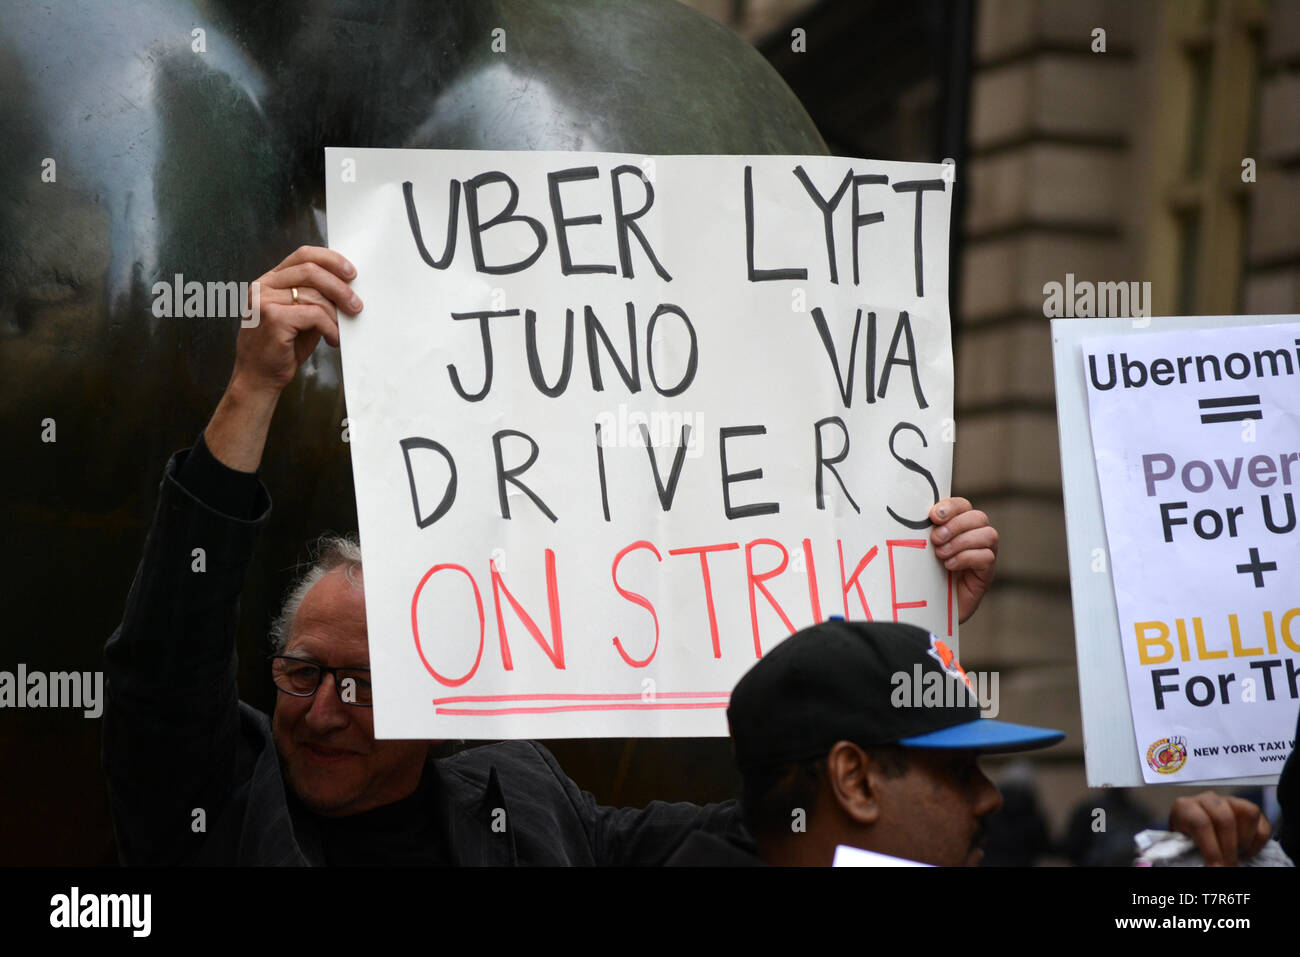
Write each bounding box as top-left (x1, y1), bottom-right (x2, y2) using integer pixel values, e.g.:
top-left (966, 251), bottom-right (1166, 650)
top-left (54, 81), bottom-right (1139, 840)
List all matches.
top-left (826, 741), bottom-right (883, 826)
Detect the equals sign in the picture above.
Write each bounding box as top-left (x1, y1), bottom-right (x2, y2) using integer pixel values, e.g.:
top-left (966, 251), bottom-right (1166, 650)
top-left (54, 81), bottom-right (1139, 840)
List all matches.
top-left (1198, 395), bottom-right (1262, 424)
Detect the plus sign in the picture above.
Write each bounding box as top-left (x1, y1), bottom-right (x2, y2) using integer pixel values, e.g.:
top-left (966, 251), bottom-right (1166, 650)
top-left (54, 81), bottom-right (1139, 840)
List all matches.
top-left (1235, 548), bottom-right (1277, 588)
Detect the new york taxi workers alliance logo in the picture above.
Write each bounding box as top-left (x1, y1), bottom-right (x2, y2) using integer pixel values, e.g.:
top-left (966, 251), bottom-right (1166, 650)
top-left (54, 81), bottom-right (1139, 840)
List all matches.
top-left (1146, 736), bottom-right (1188, 774)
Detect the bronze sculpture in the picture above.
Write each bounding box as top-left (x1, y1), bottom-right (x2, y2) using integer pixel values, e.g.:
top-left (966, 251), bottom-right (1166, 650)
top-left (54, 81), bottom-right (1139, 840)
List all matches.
top-left (0, 0), bottom-right (824, 863)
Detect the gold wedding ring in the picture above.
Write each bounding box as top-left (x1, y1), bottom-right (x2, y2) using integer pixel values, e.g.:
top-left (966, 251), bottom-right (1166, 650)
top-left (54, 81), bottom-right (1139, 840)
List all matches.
top-left (291, 286), bottom-right (300, 305)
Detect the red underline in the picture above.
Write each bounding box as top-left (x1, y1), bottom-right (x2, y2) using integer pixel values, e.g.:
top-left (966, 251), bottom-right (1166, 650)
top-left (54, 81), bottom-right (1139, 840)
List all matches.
top-left (435, 701), bottom-right (731, 715)
top-left (432, 691), bottom-right (731, 705)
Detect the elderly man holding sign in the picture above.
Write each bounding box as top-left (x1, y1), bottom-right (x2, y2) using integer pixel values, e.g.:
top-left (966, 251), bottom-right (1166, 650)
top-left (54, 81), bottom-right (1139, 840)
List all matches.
top-left (102, 243), bottom-right (999, 866)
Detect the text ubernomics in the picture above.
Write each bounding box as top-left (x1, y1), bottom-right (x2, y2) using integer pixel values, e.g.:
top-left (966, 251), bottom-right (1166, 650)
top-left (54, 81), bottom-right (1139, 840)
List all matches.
top-left (1088, 339), bottom-right (1300, 391)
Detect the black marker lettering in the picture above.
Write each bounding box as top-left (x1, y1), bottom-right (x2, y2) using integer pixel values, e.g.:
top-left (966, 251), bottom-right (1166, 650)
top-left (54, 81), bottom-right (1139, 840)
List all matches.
top-left (851, 174), bottom-right (888, 286)
top-left (448, 309), bottom-right (519, 402)
top-left (886, 421), bottom-right (938, 529)
top-left (524, 308), bottom-right (575, 397)
top-left (464, 171), bottom-right (547, 274)
top-left (611, 165), bottom-right (671, 281)
top-left (744, 166), bottom-right (806, 282)
top-left (641, 424), bottom-right (691, 511)
top-left (547, 166), bottom-right (616, 276)
top-left (720, 425), bottom-right (779, 519)
top-left (792, 166), bottom-right (853, 284)
top-left (813, 416), bottom-right (861, 513)
top-left (891, 179), bottom-right (946, 297)
top-left (585, 303), bottom-right (641, 393)
top-left (403, 180), bottom-right (460, 269)
top-left (646, 303), bottom-right (698, 397)
top-left (492, 429), bottom-right (558, 522)
top-left (810, 307), bottom-right (862, 407)
top-left (400, 437), bottom-right (458, 528)
top-left (594, 421), bottom-right (611, 522)
top-left (878, 311), bottom-right (928, 409)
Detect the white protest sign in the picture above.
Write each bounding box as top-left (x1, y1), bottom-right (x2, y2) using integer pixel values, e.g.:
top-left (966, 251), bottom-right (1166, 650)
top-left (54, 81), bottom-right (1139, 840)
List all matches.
top-left (832, 844), bottom-right (931, 867)
top-left (325, 148), bottom-right (955, 739)
top-left (1083, 320), bottom-right (1300, 783)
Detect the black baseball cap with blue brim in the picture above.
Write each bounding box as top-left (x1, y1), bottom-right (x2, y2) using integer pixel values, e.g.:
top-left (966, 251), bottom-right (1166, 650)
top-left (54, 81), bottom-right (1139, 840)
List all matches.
top-left (727, 619), bottom-right (1065, 770)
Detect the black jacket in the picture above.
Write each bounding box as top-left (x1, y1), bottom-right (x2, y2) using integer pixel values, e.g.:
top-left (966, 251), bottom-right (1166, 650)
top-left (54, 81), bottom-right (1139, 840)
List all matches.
top-left (103, 445), bottom-right (747, 865)
top-left (665, 831), bottom-right (767, 866)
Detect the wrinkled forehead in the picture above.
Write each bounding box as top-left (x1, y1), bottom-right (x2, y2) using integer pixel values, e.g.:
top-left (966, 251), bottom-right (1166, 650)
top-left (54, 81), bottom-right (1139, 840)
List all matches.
top-left (286, 567), bottom-right (370, 666)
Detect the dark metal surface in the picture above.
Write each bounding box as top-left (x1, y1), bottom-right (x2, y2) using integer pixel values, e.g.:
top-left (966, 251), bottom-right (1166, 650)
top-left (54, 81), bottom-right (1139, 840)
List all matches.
top-left (0, 0), bottom-right (825, 863)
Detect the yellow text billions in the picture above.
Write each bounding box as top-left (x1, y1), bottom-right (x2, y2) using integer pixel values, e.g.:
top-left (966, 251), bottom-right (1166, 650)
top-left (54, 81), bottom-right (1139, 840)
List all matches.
top-left (1135, 610), bottom-right (1300, 664)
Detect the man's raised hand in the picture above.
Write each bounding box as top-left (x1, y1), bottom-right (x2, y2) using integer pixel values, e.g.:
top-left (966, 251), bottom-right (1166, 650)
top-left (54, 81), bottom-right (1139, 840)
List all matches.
top-left (233, 245), bottom-right (361, 396)
top-left (205, 246), bottom-right (360, 472)
top-left (929, 498), bottom-right (998, 624)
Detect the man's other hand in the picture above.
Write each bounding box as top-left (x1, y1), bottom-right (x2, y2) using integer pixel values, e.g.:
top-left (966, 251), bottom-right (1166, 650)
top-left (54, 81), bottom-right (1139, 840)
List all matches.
top-left (1169, 791), bottom-right (1271, 866)
top-left (928, 498), bottom-right (997, 624)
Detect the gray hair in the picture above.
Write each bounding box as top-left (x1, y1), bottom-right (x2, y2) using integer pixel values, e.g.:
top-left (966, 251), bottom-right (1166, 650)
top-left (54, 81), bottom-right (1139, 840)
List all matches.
top-left (269, 534), bottom-right (364, 654)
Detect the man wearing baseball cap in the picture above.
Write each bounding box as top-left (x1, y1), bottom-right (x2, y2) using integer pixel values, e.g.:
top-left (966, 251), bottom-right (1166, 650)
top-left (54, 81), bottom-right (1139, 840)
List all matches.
top-left (670, 619), bottom-right (1064, 866)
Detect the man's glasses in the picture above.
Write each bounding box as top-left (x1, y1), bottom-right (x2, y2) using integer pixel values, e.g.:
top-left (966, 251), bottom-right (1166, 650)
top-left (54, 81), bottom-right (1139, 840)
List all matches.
top-left (270, 655), bottom-right (373, 707)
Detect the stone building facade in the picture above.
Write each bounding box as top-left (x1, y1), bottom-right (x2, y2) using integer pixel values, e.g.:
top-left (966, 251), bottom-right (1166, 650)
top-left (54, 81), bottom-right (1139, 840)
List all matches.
top-left (689, 0), bottom-right (1299, 837)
